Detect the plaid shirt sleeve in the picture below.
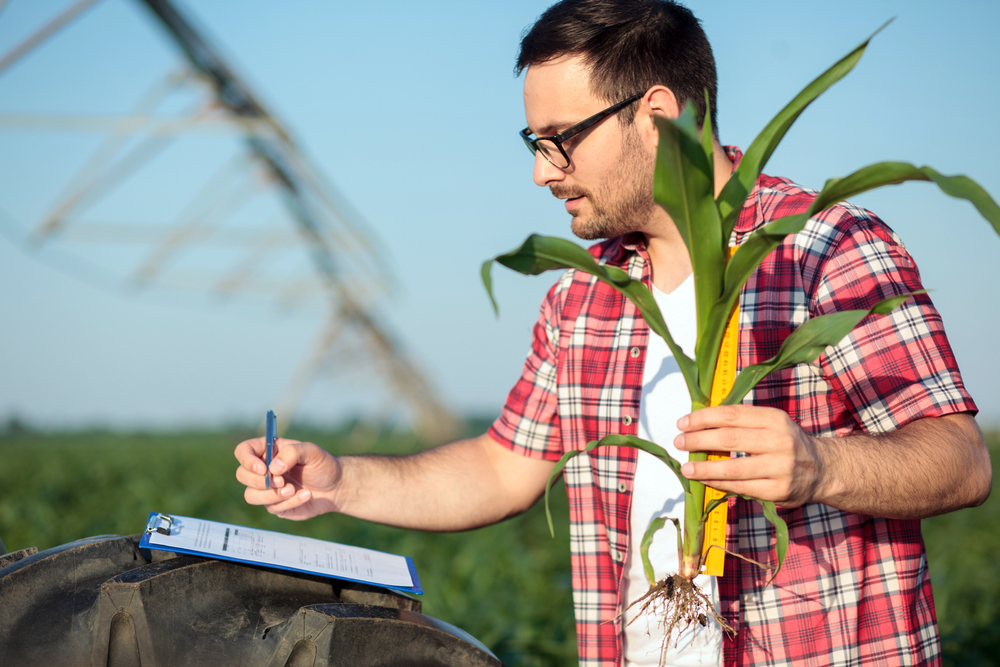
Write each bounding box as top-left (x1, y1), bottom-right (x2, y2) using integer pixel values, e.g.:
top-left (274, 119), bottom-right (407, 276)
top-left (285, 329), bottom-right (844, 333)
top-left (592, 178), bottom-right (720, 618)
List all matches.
top-left (489, 269), bottom-right (571, 461)
top-left (811, 202), bottom-right (976, 430)
top-left (724, 174), bottom-right (977, 667)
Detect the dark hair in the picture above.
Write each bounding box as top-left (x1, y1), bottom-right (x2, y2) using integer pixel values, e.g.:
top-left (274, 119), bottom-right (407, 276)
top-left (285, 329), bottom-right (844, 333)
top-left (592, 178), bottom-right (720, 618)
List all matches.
top-left (516, 0), bottom-right (718, 136)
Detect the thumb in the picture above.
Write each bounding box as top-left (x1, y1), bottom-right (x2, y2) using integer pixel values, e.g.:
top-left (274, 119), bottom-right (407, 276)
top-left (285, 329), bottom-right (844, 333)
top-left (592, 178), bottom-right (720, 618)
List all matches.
top-left (270, 437), bottom-right (310, 474)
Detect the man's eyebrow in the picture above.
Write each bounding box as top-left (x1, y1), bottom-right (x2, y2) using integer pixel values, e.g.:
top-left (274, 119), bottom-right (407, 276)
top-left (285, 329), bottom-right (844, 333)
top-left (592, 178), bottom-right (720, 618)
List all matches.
top-left (531, 120), bottom-right (574, 137)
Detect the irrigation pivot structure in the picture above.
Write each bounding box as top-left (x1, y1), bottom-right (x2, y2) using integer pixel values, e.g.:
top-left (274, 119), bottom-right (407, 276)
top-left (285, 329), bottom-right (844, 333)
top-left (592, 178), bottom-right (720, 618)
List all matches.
top-left (0, 0), bottom-right (459, 441)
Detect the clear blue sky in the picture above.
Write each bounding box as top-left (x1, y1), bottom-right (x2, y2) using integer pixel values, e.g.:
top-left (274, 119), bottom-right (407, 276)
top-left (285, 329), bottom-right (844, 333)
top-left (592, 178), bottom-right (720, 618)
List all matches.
top-left (2, 0), bottom-right (998, 431)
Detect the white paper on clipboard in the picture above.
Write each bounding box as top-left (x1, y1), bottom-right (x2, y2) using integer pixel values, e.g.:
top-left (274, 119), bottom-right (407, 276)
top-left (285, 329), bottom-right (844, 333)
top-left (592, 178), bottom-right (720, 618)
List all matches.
top-left (139, 513), bottom-right (421, 594)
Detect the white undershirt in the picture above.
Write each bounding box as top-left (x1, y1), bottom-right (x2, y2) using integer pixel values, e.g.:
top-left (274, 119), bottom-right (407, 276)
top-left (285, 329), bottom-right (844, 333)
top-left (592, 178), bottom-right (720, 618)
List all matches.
top-left (622, 275), bottom-right (722, 667)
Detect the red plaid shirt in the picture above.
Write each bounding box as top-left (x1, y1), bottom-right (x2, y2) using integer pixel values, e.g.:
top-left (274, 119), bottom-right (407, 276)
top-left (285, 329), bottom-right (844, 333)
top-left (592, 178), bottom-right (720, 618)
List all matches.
top-left (489, 148), bottom-right (977, 667)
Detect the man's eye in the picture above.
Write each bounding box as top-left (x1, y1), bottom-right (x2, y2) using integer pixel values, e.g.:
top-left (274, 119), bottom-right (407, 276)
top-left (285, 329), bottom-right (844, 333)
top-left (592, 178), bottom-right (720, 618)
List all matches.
top-left (561, 133), bottom-right (582, 150)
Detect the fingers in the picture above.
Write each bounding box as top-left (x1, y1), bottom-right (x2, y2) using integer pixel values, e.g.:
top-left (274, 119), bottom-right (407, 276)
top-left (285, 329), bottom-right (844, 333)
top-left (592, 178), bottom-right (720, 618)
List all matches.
top-left (678, 404), bottom-right (788, 433)
top-left (243, 483), bottom-right (311, 506)
top-left (680, 456), bottom-right (790, 503)
top-left (234, 437), bottom-right (306, 487)
top-left (235, 460), bottom-right (286, 491)
top-left (675, 405), bottom-right (795, 454)
top-left (673, 405), bottom-right (819, 506)
top-left (681, 454), bottom-right (786, 484)
top-left (269, 437), bottom-right (308, 476)
top-left (234, 437), bottom-right (267, 473)
top-left (234, 435), bottom-right (337, 519)
top-left (239, 437), bottom-right (315, 510)
top-left (243, 485), bottom-right (315, 519)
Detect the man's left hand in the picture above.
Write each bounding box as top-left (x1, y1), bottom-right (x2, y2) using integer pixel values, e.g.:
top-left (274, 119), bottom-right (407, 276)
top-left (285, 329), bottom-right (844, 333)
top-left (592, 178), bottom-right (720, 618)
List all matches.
top-left (675, 404), bottom-right (825, 507)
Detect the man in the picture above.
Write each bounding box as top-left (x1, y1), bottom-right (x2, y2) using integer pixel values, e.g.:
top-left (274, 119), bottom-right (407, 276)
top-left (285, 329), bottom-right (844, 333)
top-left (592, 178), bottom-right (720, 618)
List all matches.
top-left (234, 1), bottom-right (992, 665)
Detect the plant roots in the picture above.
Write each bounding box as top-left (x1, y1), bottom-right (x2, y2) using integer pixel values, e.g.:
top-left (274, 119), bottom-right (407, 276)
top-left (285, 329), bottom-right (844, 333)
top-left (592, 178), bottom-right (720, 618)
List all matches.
top-left (624, 573), bottom-right (735, 662)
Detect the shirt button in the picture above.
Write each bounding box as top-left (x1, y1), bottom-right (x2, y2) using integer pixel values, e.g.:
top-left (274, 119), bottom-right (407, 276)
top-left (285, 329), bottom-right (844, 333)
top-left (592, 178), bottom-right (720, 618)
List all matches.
top-left (622, 415), bottom-right (633, 426)
top-left (614, 550), bottom-right (625, 563)
top-left (617, 482), bottom-right (627, 493)
top-left (630, 346), bottom-right (640, 358)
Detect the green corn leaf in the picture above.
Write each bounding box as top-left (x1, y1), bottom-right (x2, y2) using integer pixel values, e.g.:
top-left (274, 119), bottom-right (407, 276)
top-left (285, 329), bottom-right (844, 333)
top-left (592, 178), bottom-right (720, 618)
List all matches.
top-left (750, 498), bottom-right (789, 586)
top-left (922, 168), bottom-right (1000, 235)
top-left (716, 20), bottom-right (892, 241)
top-left (723, 293), bottom-right (916, 406)
top-left (483, 234), bottom-right (707, 405)
top-left (596, 434), bottom-right (690, 494)
top-left (719, 161), bottom-right (1000, 331)
top-left (481, 234), bottom-right (626, 316)
top-left (653, 106), bottom-right (717, 253)
top-left (640, 516), bottom-right (677, 587)
top-left (653, 111), bottom-right (725, 395)
top-left (542, 433), bottom-right (692, 538)
top-left (699, 493), bottom-right (785, 582)
top-left (811, 163), bottom-right (1000, 235)
top-left (702, 493), bottom-right (734, 521)
top-left (700, 89), bottom-right (716, 202)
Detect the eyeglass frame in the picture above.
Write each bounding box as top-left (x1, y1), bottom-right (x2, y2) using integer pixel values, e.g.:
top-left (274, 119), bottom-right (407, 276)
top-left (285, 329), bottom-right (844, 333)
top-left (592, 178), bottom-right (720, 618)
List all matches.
top-left (519, 92), bottom-right (644, 168)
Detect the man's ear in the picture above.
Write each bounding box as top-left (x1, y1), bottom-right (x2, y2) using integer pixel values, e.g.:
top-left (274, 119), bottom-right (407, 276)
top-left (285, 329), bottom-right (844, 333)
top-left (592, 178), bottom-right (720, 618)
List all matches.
top-left (641, 86), bottom-right (680, 147)
top-left (646, 86), bottom-right (680, 119)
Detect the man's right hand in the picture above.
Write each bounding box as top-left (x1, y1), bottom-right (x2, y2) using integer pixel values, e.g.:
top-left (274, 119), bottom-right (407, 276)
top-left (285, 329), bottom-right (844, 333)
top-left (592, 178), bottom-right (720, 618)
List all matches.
top-left (234, 436), bottom-right (343, 521)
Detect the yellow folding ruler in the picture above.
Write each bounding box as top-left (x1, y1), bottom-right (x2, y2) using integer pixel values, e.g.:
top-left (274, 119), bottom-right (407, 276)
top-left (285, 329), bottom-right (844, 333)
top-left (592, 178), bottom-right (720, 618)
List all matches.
top-left (701, 248), bottom-right (739, 577)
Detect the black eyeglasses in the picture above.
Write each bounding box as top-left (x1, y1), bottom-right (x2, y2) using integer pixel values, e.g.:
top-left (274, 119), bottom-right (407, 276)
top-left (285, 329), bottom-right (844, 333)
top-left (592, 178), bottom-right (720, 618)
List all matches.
top-left (519, 93), bottom-right (643, 169)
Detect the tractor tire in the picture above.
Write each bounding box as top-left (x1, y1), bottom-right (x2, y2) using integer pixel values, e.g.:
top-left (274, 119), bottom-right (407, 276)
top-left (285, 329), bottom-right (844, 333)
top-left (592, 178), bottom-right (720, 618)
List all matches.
top-left (0, 534), bottom-right (504, 666)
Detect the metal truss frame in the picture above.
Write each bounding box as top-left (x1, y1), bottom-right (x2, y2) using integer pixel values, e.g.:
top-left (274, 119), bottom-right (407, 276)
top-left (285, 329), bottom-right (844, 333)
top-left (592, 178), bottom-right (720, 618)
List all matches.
top-left (0, 0), bottom-right (459, 441)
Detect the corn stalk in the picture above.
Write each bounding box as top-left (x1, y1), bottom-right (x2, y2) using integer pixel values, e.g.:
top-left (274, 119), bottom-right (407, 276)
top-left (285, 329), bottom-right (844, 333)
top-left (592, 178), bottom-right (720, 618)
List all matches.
top-left (482, 23), bottom-right (1000, 618)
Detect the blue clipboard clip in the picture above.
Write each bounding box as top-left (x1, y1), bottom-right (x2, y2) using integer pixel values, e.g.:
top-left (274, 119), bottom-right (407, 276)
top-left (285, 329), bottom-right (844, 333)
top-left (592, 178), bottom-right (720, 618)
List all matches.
top-left (144, 513), bottom-right (175, 536)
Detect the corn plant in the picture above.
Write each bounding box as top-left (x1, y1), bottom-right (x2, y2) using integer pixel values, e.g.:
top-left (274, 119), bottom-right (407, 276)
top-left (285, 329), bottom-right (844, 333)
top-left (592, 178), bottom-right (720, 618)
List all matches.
top-left (482, 25), bottom-right (1000, 646)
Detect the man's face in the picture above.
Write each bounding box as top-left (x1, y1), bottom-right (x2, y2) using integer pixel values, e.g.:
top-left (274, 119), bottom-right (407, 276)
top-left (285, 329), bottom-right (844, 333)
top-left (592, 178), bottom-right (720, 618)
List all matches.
top-left (522, 55), bottom-right (656, 240)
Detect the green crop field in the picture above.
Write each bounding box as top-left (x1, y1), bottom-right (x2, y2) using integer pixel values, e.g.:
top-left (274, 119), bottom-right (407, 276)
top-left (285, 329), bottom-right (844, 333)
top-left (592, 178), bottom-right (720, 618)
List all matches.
top-left (1, 424), bottom-right (996, 666)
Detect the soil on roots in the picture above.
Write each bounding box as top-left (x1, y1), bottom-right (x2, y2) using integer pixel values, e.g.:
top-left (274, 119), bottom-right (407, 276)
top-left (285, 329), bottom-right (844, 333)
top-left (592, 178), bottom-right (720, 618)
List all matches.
top-left (624, 573), bottom-right (734, 662)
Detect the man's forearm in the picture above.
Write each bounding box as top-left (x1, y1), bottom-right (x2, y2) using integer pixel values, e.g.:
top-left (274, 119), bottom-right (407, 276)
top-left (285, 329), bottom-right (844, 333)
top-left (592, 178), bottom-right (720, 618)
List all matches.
top-left (330, 434), bottom-right (555, 531)
top-left (677, 408), bottom-right (992, 519)
top-left (815, 413), bottom-right (992, 519)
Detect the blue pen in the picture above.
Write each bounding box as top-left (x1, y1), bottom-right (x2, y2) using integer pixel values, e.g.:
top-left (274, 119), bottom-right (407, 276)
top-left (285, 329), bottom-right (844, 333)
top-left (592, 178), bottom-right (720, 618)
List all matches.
top-left (265, 410), bottom-right (276, 490)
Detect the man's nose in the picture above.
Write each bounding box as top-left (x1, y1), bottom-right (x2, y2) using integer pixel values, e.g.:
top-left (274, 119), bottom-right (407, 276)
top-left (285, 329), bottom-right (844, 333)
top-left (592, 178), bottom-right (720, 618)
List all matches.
top-left (532, 151), bottom-right (566, 187)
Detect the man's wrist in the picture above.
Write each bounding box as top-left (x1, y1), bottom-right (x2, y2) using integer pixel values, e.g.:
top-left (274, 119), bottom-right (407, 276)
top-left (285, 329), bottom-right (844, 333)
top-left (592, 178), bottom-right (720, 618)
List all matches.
top-left (808, 435), bottom-right (843, 508)
top-left (322, 453), bottom-right (352, 514)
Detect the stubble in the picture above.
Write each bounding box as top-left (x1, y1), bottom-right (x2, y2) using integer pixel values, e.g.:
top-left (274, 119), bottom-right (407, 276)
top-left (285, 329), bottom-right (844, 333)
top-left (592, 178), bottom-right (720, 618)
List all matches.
top-left (555, 126), bottom-right (657, 241)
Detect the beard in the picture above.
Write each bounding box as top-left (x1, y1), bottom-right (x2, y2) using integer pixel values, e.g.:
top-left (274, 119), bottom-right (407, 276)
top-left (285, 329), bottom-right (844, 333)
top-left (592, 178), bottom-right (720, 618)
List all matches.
top-left (551, 127), bottom-right (657, 241)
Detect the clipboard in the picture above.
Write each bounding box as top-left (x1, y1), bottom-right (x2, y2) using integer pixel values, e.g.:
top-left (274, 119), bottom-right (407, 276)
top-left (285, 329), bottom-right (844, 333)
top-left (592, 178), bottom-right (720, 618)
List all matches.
top-left (139, 513), bottom-right (422, 595)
